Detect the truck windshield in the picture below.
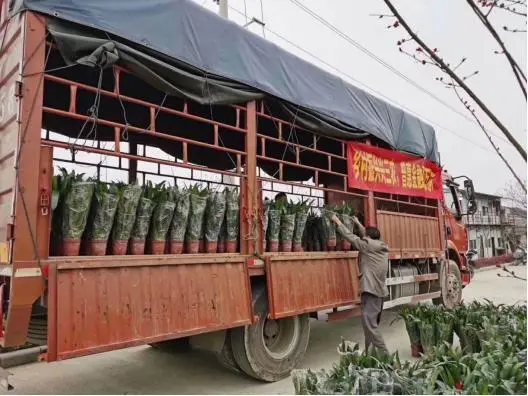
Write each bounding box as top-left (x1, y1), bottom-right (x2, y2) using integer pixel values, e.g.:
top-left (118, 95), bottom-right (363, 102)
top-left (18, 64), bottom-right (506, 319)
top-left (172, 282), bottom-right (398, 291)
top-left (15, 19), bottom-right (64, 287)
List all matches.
top-left (443, 186), bottom-right (462, 217)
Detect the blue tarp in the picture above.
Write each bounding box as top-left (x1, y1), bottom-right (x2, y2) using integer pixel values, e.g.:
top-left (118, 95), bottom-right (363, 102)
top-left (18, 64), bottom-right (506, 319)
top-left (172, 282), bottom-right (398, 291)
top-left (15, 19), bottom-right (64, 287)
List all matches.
top-left (11, 0), bottom-right (440, 163)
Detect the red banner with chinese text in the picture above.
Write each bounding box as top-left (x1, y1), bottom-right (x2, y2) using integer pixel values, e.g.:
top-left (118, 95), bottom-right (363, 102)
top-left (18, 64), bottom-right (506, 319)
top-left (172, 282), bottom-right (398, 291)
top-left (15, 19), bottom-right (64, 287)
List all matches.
top-left (347, 143), bottom-right (443, 200)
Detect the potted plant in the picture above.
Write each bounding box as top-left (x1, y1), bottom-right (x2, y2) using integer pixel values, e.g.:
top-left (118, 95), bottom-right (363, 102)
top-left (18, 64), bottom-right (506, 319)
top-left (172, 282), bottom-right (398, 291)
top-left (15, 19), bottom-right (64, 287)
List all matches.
top-left (267, 205), bottom-right (281, 253)
top-left (168, 187), bottom-right (190, 254)
top-left (278, 200), bottom-right (296, 252)
top-left (147, 182), bottom-right (176, 255)
top-left (204, 189), bottom-right (227, 253)
top-left (83, 180), bottom-right (119, 256)
top-left (110, 183), bottom-right (142, 255)
top-left (292, 199), bottom-right (312, 252)
top-left (224, 187), bottom-right (239, 253)
top-left (186, 185), bottom-right (208, 254)
top-left (392, 305), bottom-right (423, 358)
top-left (322, 205), bottom-right (337, 251)
top-left (53, 168), bottom-right (95, 256)
top-left (337, 202), bottom-right (356, 251)
top-left (129, 182), bottom-right (157, 255)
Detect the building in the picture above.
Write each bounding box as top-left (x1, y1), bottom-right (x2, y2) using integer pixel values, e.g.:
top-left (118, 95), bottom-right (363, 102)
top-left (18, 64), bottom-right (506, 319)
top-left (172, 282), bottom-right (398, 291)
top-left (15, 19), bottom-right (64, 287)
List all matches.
top-left (501, 206), bottom-right (527, 250)
top-left (463, 192), bottom-right (508, 258)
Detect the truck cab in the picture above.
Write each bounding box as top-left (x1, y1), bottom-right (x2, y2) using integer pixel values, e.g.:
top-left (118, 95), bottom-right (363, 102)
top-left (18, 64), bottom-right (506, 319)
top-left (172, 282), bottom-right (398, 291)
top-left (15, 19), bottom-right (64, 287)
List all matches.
top-left (442, 171), bottom-right (477, 285)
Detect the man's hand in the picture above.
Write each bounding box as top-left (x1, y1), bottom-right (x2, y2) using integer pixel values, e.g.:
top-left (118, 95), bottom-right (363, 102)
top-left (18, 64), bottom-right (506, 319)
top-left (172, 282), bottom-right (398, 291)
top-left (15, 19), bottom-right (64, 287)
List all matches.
top-left (331, 214), bottom-right (343, 227)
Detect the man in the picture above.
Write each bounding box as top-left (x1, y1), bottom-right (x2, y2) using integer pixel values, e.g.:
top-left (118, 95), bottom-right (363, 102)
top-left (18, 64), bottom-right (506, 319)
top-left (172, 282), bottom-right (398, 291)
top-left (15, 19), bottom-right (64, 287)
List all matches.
top-left (275, 192), bottom-right (287, 204)
top-left (331, 213), bottom-right (390, 356)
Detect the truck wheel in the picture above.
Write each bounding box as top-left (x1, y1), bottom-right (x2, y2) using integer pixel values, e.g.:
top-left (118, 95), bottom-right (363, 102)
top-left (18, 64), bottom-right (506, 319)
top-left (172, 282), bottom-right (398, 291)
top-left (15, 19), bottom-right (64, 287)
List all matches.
top-left (230, 292), bottom-right (310, 382)
top-left (433, 260), bottom-right (462, 309)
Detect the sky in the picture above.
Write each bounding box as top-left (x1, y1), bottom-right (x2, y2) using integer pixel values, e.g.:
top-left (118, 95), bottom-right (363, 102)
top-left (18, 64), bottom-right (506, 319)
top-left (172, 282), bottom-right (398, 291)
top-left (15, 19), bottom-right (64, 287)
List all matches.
top-left (191, 0), bottom-right (527, 196)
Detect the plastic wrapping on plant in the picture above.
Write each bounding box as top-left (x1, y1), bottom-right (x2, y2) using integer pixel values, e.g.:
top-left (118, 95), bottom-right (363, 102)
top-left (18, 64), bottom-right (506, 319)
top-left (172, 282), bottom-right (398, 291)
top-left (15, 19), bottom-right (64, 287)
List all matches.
top-left (205, 190), bottom-right (227, 242)
top-left (404, 320), bottom-right (421, 347)
top-left (85, 191), bottom-right (118, 241)
top-left (280, 214), bottom-right (295, 242)
top-left (418, 322), bottom-right (436, 355)
top-left (297, 303), bottom-right (527, 395)
top-left (267, 209), bottom-right (280, 242)
top-left (225, 188), bottom-right (239, 242)
top-left (149, 201), bottom-right (176, 241)
top-left (111, 184), bottom-right (143, 241)
top-left (263, 201), bottom-right (270, 238)
top-left (436, 320), bottom-right (454, 346)
top-left (131, 198), bottom-right (155, 240)
top-left (186, 192), bottom-right (207, 241)
top-left (350, 367), bottom-right (394, 395)
top-left (322, 209), bottom-right (336, 246)
top-left (293, 211), bottom-right (308, 243)
top-left (170, 189), bottom-right (190, 242)
top-left (61, 181), bottom-right (95, 239)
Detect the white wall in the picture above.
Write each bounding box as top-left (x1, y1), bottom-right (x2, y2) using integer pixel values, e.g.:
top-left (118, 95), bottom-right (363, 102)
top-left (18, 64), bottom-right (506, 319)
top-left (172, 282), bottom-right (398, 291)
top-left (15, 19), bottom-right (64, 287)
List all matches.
top-left (468, 227), bottom-right (505, 258)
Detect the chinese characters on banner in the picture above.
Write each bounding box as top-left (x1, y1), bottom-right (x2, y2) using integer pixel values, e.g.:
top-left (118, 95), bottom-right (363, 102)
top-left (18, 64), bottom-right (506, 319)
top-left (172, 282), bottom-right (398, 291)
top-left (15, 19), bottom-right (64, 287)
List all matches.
top-left (347, 143), bottom-right (443, 200)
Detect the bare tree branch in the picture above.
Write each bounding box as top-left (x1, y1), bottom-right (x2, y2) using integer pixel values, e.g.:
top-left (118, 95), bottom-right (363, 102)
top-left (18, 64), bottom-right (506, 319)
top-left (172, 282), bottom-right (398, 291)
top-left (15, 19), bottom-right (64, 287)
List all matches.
top-left (497, 265), bottom-right (527, 280)
top-left (468, 0), bottom-right (527, 99)
top-left (450, 81), bottom-right (527, 192)
top-left (381, 0), bottom-right (527, 161)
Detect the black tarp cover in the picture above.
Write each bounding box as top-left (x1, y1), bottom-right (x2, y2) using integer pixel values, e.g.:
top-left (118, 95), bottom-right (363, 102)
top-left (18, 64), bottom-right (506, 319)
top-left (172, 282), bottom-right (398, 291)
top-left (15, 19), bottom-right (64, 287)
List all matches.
top-left (10, 0), bottom-right (440, 163)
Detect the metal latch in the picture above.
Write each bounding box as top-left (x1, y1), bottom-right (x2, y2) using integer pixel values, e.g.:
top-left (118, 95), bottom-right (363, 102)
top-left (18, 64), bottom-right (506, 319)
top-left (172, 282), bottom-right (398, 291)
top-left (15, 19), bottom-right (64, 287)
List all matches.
top-left (40, 190), bottom-right (50, 216)
top-left (14, 81), bottom-right (23, 98)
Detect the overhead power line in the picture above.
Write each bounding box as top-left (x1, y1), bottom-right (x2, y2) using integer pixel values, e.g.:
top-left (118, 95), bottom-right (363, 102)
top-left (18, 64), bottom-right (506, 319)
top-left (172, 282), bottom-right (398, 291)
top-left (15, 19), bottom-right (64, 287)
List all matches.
top-left (225, 4), bottom-right (500, 154)
top-left (286, 0), bottom-right (515, 148)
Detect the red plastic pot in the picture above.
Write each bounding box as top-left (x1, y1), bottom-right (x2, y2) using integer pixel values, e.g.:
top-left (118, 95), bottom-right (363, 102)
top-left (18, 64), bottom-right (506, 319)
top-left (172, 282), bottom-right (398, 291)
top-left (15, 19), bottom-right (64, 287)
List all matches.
top-left (280, 240), bottom-right (293, 252)
top-left (62, 239), bottom-right (81, 256)
top-left (205, 241), bottom-right (218, 254)
top-left (293, 242), bottom-right (304, 252)
top-left (129, 239), bottom-right (146, 255)
top-left (111, 240), bottom-right (128, 255)
top-left (186, 240), bottom-right (199, 254)
top-left (226, 240), bottom-right (237, 253)
top-left (327, 239), bottom-right (337, 251)
top-left (341, 240), bottom-right (351, 251)
top-left (149, 240), bottom-right (166, 255)
top-left (170, 240), bottom-right (184, 254)
top-left (268, 240), bottom-right (279, 253)
top-left (86, 240), bottom-right (108, 256)
top-left (411, 343), bottom-right (424, 358)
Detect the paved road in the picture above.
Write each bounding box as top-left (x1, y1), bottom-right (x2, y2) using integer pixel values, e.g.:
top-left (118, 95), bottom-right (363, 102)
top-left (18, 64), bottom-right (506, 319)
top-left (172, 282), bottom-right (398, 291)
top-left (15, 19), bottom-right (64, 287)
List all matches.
top-left (3, 266), bottom-right (526, 395)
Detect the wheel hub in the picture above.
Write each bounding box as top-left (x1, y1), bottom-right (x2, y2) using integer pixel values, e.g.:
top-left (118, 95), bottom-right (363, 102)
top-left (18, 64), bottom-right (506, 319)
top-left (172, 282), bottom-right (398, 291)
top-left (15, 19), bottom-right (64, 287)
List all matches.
top-left (264, 319), bottom-right (279, 339)
top-left (261, 317), bottom-right (300, 360)
top-left (446, 272), bottom-right (460, 306)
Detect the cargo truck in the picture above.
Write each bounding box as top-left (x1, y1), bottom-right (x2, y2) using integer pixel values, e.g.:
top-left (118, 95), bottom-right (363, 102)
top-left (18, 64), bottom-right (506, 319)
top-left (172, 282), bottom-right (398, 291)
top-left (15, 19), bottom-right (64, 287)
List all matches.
top-left (0, 0), bottom-right (477, 382)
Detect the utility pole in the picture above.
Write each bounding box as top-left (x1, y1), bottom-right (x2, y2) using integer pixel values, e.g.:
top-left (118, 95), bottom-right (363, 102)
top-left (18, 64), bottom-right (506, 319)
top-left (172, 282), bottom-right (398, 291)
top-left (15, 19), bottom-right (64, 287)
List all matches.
top-left (213, 1), bottom-right (239, 186)
top-left (214, 0), bottom-right (229, 19)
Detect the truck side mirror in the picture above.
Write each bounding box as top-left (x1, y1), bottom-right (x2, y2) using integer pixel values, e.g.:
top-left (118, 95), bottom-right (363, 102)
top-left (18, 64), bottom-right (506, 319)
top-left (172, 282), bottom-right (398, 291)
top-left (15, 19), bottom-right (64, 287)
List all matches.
top-left (464, 179), bottom-right (477, 215)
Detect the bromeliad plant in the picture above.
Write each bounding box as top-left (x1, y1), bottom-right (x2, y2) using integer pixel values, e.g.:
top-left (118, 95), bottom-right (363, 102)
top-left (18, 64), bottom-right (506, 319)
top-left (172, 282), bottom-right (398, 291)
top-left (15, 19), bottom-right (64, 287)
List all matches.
top-left (168, 187), bottom-right (191, 254)
top-left (291, 199), bottom-right (313, 252)
top-left (186, 184), bottom-right (209, 254)
top-left (203, 188), bottom-right (227, 253)
top-left (293, 302), bottom-right (527, 395)
top-left (128, 181), bottom-right (163, 255)
top-left (110, 182), bottom-right (142, 255)
top-left (147, 181), bottom-right (177, 255)
top-left (83, 180), bottom-right (119, 256)
top-left (52, 168), bottom-right (95, 256)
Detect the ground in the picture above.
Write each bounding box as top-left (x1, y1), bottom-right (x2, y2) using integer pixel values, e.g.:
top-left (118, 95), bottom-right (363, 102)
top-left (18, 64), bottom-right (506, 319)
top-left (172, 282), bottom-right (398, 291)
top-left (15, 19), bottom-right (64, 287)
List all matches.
top-left (2, 266), bottom-right (526, 395)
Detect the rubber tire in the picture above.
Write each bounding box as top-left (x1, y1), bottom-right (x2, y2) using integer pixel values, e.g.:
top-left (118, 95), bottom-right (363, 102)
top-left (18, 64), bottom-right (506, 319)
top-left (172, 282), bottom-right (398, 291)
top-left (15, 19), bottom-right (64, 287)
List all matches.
top-left (433, 260), bottom-right (462, 309)
top-left (230, 290), bottom-right (310, 382)
top-left (149, 337), bottom-right (191, 353)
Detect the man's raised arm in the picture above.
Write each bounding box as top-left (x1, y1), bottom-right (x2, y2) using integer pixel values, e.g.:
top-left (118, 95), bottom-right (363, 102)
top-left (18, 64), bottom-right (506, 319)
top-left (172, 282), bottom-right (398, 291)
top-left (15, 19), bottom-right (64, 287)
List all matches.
top-left (330, 214), bottom-right (368, 252)
top-left (352, 216), bottom-right (366, 238)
